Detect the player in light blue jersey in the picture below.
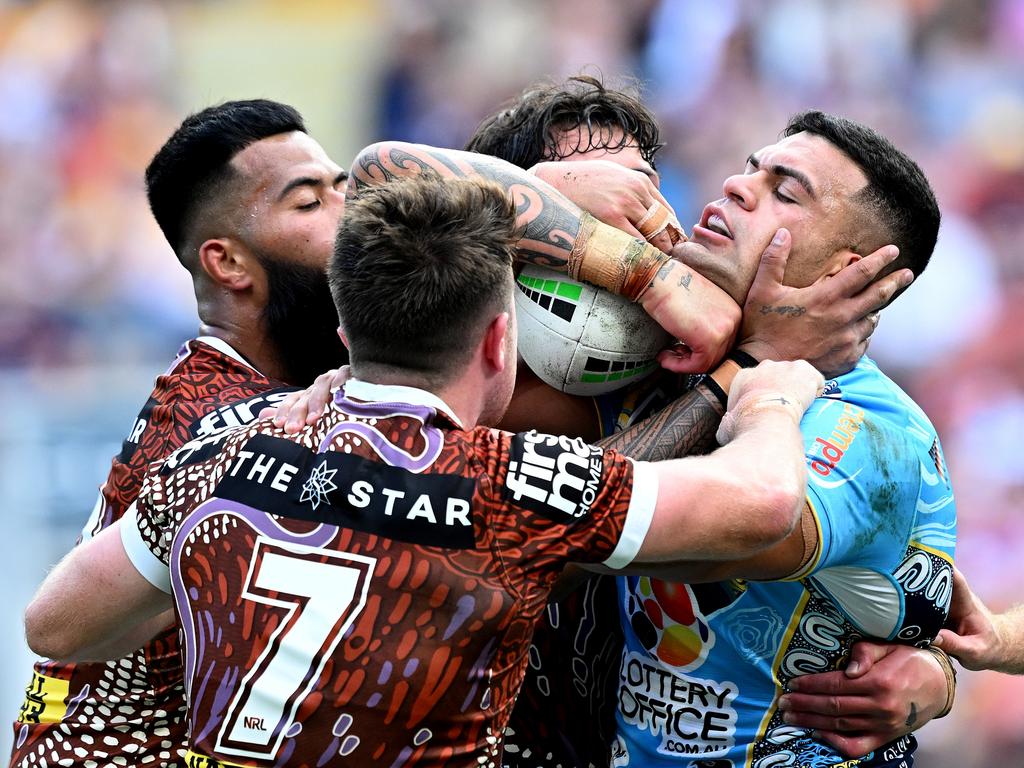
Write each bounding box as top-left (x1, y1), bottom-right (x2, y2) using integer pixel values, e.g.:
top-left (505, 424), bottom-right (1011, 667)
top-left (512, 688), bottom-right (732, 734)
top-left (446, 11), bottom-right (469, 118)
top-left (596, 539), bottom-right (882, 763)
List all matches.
top-left (610, 110), bottom-right (955, 768)
top-left (615, 356), bottom-right (955, 767)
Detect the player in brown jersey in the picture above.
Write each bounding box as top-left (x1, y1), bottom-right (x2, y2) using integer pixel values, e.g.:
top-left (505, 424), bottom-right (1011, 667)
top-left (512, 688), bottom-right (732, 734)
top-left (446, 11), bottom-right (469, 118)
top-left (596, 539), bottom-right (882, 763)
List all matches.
top-left (10, 99), bottom-right (348, 768)
top-left (25, 174), bottom-right (824, 768)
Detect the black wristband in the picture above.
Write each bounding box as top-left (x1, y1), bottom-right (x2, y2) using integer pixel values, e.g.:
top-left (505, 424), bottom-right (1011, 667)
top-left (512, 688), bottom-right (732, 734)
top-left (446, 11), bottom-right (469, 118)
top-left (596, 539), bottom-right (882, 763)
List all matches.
top-left (698, 374), bottom-right (728, 408)
top-left (728, 349), bottom-right (760, 368)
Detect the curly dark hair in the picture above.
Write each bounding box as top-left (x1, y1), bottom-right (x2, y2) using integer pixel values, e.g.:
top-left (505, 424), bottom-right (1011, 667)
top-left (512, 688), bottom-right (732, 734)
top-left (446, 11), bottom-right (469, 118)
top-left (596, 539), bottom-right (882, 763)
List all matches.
top-left (466, 75), bottom-right (663, 170)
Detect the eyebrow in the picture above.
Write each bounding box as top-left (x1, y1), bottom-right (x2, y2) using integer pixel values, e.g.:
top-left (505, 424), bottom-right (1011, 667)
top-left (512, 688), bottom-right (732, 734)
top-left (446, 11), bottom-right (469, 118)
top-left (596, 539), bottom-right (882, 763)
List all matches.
top-left (747, 153), bottom-right (817, 201)
top-left (277, 170), bottom-right (349, 202)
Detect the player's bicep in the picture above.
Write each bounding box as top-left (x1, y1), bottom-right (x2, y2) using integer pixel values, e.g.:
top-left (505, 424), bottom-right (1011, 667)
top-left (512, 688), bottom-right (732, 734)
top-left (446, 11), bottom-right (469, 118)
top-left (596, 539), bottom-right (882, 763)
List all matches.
top-left (589, 501), bottom-right (819, 581)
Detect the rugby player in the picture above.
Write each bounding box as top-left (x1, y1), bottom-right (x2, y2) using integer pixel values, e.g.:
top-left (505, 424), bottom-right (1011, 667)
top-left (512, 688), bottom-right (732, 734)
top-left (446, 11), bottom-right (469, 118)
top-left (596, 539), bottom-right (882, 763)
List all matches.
top-left (596, 110), bottom-right (957, 767)
top-left (25, 173), bottom-right (827, 767)
top-left (10, 99), bottom-right (348, 768)
top-left (12, 88), bottom-right (879, 767)
top-left (271, 79), bottom-right (956, 766)
top-left (468, 79), bottom-right (960, 766)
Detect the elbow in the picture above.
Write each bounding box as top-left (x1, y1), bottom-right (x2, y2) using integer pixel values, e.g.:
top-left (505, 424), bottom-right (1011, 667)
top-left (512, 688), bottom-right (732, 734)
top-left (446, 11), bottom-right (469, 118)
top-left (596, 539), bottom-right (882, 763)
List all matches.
top-left (25, 601), bottom-right (77, 661)
top-left (741, 469), bottom-right (807, 552)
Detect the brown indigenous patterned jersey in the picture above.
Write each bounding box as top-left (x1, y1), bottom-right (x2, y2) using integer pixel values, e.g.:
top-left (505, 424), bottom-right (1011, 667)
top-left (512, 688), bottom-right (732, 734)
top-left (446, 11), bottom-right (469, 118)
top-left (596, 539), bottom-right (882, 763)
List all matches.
top-left (11, 337), bottom-right (291, 768)
top-left (122, 380), bottom-right (657, 768)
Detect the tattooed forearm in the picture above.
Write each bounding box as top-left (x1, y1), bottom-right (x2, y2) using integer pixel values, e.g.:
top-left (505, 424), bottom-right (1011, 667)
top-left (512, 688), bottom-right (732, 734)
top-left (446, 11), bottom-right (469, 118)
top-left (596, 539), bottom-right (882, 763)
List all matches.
top-left (348, 141), bottom-right (584, 269)
top-left (759, 304), bottom-right (806, 317)
top-left (596, 382), bottom-right (725, 461)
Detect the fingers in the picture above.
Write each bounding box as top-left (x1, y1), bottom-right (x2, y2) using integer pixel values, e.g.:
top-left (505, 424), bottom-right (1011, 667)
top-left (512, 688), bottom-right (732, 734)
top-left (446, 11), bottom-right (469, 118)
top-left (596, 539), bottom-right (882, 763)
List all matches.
top-left (786, 669), bottom-right (878, 696)
top-left (746, 229), bottom-right (792, 301)
top-left (814, 730), bottom-right (893, 759)
top-left (258, 406), bottom-right (277, 420)
top-left (656, 344), bottom-right (696, 374)
top-left (271, 389), bottom-right (307, 429)
top-left (848, 268), bottom-right (914, 318)
top-left (636, 200), bottom-right (677, 255)
top-left (780, 707), bottom-right (882, 733)
top-left (826, 245), bottom-right (900, 298)
top-left (934, 628), bottom-right (983, 669)
top-left (779, 691), bottom-right (882, 719)
top-left (845, 640), bottom-right (896, 678)
top-left (648, 229), bottom-right (674, 255)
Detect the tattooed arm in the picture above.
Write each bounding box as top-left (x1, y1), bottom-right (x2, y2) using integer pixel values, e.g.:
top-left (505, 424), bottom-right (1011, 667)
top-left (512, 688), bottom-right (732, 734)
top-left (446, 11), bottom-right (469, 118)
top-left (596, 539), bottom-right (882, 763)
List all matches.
top-left (348, 141), bottom-right (585, 268)
top-left (347, 142), bottom-right (739, 373)
top-left (595, 379), bottom-right (724, 460)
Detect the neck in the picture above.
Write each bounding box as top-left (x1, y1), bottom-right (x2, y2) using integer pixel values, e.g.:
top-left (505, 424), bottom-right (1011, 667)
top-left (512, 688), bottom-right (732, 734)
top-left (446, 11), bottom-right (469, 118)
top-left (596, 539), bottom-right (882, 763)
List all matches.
top-left (350, 366), bottom-right (482, 429)
top-left (198, 319), bottom-right (291, 383)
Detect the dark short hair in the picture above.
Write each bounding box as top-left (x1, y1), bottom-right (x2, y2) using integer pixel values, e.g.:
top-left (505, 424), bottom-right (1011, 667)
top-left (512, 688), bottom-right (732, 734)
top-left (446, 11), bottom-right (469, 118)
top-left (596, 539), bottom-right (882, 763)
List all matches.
top-left (145, 99), bottom-right (306, 263)
top-left (784, 110), bottom-right (940, 278)
top-left (330, 176), bottom-right (519, 380)
top-left (466, 75), bottom-right (663, 170)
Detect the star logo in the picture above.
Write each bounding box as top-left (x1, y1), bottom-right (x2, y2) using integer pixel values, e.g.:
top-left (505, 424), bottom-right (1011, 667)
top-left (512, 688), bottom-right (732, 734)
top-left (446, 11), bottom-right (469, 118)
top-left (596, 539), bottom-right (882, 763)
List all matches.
top-left (299, 460), bottom-right (338, 510)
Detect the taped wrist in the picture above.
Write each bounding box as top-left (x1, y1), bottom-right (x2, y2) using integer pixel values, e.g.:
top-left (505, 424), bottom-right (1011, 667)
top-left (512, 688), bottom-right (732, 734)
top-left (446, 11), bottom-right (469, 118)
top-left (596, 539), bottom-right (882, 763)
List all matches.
top-left (926, 646), bottom-right (957, 718)
top-left (568, 212), bottom-right (670, 301)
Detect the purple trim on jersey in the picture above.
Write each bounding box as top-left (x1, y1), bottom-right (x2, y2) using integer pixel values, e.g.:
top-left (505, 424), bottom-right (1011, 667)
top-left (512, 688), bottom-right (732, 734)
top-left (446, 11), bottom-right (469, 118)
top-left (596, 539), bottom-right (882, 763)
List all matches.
top-left (320, 393), bottom-right (444, 473)
top-left (169, 497), bottom-right (337, 708)
top-left (163, 340), bottom-right (194, 376)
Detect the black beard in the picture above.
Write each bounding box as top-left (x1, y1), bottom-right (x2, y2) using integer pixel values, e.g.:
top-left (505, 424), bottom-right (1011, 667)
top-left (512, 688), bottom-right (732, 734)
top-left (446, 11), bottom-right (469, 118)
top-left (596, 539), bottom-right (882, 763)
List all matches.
top-left (258, 257), bottom-right (349, 386)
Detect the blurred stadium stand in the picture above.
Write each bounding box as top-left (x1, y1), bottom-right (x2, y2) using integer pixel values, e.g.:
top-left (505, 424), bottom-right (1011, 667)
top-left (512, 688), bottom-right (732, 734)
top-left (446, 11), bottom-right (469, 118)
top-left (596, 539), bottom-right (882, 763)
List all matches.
top-left (2, 0), bottom-right (1022, 764)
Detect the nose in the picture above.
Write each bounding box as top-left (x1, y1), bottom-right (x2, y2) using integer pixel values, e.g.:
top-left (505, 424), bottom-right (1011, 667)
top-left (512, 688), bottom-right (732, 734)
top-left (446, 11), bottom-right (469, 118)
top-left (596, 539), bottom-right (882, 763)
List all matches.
top-left (326, 185), bottom-right (347, 218)
top-left (723, 172), bottom-right (757, 211)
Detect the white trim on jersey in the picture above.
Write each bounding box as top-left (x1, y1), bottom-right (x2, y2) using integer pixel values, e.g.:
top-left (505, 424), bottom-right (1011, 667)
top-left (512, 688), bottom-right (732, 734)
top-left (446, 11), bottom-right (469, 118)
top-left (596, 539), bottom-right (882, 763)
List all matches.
top-left (121, 502), bottom-right (172, 593)
top-left (344, 379), bottom-right (464, 429)
top-left (196, 335), bottom-right (262, 374)
top-left (602, 459), bottom-right (658, 570)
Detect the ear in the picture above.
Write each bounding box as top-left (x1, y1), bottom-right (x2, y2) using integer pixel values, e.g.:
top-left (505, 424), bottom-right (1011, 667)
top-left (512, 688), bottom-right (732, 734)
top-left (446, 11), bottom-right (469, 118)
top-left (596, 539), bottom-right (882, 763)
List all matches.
top-left (336, 325), bottom-right (348, 348)
top-left (821, 248), bottom-right (862, 279)
top-left (198, 238), bottom-right (256, 291)
top-left (481, 312), bottom-right (511, 374)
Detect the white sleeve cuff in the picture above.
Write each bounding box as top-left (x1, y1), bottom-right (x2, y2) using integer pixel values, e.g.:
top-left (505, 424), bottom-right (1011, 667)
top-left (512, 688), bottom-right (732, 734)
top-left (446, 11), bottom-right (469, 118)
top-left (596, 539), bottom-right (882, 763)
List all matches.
top-left (121, 502), bottom-right (172, 593)
top-left (602, 459), bottom-right (658, 570)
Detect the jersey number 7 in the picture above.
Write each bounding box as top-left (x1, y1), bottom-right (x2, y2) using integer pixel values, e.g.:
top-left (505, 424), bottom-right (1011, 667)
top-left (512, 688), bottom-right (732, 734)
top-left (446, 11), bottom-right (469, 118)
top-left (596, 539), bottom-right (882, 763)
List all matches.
top-left (215, 536), bottom-right (376, 760)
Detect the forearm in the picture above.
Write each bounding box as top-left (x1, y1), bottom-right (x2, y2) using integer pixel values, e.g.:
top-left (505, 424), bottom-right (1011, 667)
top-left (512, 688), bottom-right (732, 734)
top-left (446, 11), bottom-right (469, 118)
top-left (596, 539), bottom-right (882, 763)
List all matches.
top-left (992, 606), bottom-right (1024, 674)
top-left (64, 609), bottom-right (174, 663)
top-left (596, 380), bottom-right (724, 461)
top-left (349, 141), bottom-right (584, 268)
top-left (641, 407), bottom-right (807, 563)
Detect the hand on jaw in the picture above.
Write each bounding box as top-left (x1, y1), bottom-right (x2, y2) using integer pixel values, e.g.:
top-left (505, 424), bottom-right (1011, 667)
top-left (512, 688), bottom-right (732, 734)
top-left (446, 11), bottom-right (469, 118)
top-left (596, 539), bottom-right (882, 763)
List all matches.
top-left (735, 228), bottom-right (914, 378)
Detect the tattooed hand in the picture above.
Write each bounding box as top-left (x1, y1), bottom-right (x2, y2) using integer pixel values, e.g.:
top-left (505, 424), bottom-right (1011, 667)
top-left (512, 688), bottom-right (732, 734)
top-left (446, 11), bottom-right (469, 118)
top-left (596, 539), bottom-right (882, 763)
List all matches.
top-left (736, 229), bottom-right (913, 378)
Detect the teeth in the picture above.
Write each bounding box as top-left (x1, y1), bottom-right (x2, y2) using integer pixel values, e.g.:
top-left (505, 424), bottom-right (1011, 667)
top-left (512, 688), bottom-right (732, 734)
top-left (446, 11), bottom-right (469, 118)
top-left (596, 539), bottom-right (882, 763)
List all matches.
top-left (706, 214), bottom-right (731, 238)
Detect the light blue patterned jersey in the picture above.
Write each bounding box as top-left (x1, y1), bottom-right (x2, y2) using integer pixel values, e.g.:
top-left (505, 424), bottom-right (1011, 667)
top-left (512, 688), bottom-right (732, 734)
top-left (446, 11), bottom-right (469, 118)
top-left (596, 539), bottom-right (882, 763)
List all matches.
top-left (612, 357), bottom-right (957, 768)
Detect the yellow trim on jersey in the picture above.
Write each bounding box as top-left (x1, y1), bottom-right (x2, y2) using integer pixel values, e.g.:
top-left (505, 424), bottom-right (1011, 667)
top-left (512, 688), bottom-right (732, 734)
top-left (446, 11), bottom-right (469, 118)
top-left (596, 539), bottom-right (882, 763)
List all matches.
top-left (911, 540), bottom-right (955, 565)
top-left (782, 497), bottom-right (824, 581)
top-left (592, 395), bottom-right (608, 439)
top-left (746, 591), bottom-right (811, 767)
top-left (17, 671), bottom-right (69, 724)
top-left (184, 749), bottom-right (249, 768)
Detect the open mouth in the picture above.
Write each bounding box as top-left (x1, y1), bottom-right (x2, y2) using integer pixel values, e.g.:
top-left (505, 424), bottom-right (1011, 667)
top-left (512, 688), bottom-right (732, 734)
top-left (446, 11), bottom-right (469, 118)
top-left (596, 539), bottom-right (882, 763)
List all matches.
top-left (693, 205), bottom-right (733, 242)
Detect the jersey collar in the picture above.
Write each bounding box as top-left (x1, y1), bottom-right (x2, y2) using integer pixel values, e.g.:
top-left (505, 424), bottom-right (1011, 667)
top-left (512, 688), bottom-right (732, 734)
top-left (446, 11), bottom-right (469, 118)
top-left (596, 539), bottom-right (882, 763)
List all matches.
top-left (195, 335), bottom-right (262, 374)
top-left (340, 379), bottom-right (464, 430)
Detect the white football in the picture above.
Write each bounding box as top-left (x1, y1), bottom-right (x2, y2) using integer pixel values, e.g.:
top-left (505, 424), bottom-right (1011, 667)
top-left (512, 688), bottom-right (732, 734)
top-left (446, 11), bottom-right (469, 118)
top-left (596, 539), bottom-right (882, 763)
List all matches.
top-left (514, 264), bottom-right (672, 395)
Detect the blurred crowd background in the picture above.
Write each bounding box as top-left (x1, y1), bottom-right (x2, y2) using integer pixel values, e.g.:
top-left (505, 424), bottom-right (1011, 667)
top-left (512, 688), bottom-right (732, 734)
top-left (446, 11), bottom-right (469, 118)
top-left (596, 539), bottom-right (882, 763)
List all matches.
top-left (1, 0), bottom-right (1021, 764)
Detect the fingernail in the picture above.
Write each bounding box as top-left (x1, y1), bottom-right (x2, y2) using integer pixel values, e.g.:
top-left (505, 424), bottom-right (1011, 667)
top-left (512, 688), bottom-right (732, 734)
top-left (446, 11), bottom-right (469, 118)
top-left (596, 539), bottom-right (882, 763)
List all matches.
top-left (772, 230), bottom-right (785, 246)
top-left (782, 712), bottom-right (795, 724)
top-left (847, 661), bottom-right (861, 676)
top-left (777, 696), bottom-right (791, 711)
top-left (788, 678), bottom-right (802, 692)
top-left (888, 246), bottom-right (900, 260)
